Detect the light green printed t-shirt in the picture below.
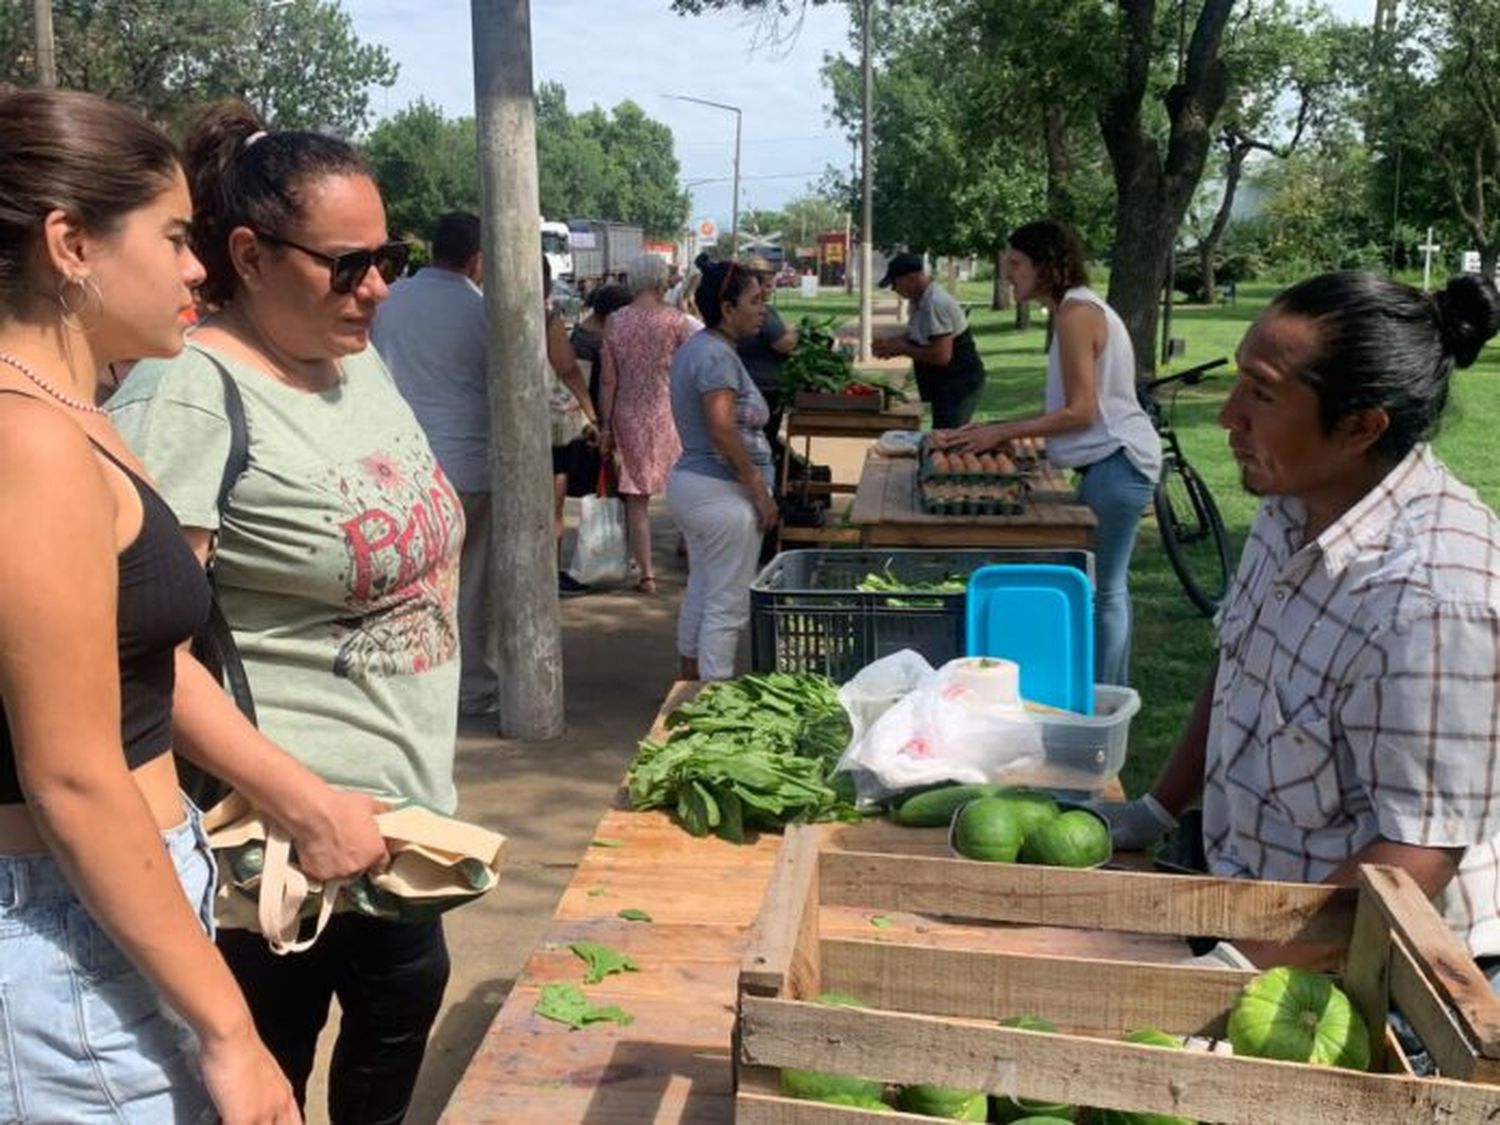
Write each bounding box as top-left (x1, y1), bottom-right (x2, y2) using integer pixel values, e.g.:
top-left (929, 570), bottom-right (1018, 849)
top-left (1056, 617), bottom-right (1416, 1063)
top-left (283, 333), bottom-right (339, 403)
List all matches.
top-left (109, 341), bottom-right (464, 813)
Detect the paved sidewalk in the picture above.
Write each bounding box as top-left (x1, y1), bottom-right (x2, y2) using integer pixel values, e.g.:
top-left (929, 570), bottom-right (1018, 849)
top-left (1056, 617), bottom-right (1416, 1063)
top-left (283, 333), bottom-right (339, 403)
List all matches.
top-left (304, 506), bottom-right (694, 1124)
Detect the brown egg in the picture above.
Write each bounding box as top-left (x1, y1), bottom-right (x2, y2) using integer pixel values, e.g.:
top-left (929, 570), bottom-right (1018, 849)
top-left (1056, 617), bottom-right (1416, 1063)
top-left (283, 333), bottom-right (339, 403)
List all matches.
top-left (963, 453), bottom-right (982, 474)
top-left (931, 451), bottom-right (950, 474)
top-left (994, 453), bottom-right (1016, 475)
top-left (977, 452), bottom-right (998, 474)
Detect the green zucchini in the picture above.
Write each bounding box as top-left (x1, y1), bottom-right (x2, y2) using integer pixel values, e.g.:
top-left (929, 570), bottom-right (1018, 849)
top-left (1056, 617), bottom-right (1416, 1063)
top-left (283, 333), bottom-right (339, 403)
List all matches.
top-left (891, 784), bottom-right (1006, 827)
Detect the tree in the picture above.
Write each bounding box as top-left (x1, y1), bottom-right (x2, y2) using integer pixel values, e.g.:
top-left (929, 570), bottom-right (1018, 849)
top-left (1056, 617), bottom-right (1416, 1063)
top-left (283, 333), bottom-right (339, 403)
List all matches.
top-left (1389, 0), bottom-right (1500, 278)
top-left (781, 192), bottom-right (847, 244)
top-left (534, 83), bottom-right (690, 238)
top-left (365, 100), bottom-right (480, 240)
top-left (1187, 3), bottom-right (1355, 303)
top-left (0, 0), bottom-right (397, 134)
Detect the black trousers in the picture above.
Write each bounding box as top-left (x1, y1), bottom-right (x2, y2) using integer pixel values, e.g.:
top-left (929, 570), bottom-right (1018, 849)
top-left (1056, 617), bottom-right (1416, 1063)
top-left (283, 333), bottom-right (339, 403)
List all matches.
top-left (219, 914), bottom-right (450, 1125)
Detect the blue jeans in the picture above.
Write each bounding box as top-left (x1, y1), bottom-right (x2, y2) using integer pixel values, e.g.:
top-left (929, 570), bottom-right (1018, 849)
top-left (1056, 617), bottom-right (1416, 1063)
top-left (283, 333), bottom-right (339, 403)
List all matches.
top-left (1077, 448), bottom-right (1156, 686)
top-left (0, 801), bottom-right (216, 1123)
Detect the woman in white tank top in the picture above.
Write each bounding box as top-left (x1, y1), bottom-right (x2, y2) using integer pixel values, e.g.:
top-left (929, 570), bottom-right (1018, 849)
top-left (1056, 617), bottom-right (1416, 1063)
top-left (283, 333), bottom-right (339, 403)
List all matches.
top-left (934, 220), bottom-right (1161, 688)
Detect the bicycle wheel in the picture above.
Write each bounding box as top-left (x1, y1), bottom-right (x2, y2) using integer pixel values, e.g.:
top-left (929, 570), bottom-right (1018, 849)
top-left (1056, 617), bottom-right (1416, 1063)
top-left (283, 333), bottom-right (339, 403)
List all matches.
top-left (1155, 459), bottom-right (1232, 616)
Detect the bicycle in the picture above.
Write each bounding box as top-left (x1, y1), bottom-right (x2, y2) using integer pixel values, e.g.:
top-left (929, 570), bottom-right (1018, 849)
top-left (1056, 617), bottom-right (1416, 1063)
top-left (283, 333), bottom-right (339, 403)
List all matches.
top-left (1137, 357), bottom-right (1234, 617)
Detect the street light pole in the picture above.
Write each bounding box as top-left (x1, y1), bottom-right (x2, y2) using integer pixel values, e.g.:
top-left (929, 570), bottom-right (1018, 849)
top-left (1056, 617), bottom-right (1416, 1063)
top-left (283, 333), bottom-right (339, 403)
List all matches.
top-left (859, 0), bottom-right (874, 362)
top-left (664, 94), bottom-right (742, 257)
top-left (33, 0), bottom-right (56, 87)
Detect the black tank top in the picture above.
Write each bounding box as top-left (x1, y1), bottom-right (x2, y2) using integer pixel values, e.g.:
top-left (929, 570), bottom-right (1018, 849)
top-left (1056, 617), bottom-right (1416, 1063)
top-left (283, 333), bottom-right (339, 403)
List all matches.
top-left (0, 421), bottom-right (211, 804)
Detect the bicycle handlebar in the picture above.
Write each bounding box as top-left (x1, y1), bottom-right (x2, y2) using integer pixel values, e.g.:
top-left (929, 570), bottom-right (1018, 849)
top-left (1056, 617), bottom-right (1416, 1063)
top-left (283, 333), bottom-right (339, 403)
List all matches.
top-left (1139, 356), bottom-right (1229, 394)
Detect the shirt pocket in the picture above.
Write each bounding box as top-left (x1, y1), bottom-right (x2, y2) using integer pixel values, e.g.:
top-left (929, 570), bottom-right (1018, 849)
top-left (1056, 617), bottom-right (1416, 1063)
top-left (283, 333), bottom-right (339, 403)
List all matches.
top-left (1258, 690), bottom-right (1343, 830)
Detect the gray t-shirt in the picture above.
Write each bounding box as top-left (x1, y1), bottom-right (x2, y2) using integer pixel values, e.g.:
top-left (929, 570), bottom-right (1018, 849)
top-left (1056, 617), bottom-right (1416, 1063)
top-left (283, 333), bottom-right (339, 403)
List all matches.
top-left (907, 281), bottom-right (968, 346)
top-left (736, 305), bottom-right (789, 396)
top-left (371, 268), bottom-right (490, 493)
top-left (670, 330), bottom-right (772, 485)
top-left (109, 341), bottom-right (463, 813)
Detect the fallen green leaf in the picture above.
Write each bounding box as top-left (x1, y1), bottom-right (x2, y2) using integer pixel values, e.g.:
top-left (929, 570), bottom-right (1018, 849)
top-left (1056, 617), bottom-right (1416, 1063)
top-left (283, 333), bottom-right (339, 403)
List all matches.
top-left (591, 837), bottom-right (625, 848)
top-left (586, 886), bottom-right (607, 898)
top-left (618, 907), bottom-right (652, 923)
top-left (869, 914), bottom-right (894, 929)
top-left (534, 982), bottom-right (634, 1030)
top-left (569, 941), bottom-right (639, 985)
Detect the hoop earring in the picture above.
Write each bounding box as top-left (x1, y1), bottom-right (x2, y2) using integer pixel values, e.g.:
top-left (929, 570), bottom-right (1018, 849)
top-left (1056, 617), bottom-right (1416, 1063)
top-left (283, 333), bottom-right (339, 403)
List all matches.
top-left (57, 275), bottom-right (103, 334)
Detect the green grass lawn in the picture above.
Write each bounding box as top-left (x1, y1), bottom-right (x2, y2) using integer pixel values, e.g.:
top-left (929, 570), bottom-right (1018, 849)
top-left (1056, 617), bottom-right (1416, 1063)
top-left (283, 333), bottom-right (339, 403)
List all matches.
top-left (773, 280), bottom-right (1500, 795)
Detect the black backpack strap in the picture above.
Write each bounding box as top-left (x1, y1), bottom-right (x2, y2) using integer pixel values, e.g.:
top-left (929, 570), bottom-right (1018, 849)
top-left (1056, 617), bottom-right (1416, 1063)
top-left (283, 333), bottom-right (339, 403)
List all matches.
top-left (203, 349), bottom-right (250, 533)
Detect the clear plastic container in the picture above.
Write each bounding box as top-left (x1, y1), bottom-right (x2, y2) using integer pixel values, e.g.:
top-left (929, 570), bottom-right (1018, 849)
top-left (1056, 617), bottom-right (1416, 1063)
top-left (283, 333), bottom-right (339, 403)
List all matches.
top-left (995, 685), bottom-right (1141, 794)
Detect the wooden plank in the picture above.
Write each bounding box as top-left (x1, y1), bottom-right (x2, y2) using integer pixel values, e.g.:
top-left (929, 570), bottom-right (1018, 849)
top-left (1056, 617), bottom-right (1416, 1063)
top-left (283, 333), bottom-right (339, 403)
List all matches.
top-left (1342, 889), bottom-right (1394, 1074)
top-left (738, 997), bottom-right (1500, 1124)
top-left (1388, 932), bottom-right (1500, 1082)
top-left (776, 525), bottom-right (863, 548)
top-left (819, 850), bottom-right (1358, 944)
top-left (740, 824), bottom-right (824, 998)
top-left (1357, 865), bottom-right (1500, 1059)
top-left (737, 1091), bottom-right (936, 1124)
top-left (820, 938), bottom-right (1250, 1036)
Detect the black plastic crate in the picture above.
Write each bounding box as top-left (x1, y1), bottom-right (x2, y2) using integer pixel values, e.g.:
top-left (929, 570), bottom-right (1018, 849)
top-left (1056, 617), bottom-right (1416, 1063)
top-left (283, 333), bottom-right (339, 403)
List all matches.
top-left (749, 548), bottom-right (1094, 682)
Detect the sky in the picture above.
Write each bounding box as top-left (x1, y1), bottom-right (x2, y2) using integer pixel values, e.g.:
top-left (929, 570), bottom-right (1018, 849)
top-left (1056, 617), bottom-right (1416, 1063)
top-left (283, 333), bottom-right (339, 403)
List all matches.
top-left (349, 0), bottom-right (1377, 231)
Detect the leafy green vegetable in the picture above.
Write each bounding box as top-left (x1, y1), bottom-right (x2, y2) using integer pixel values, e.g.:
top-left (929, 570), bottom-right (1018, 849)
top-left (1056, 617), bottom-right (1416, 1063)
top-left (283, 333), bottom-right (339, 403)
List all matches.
top-left (627, 673), bottom-right (857, 842)
top-left (618, 907), bottom-right (653, 923)
top-left (569, 941), bottom-right (639, 984)
top-left (534, 982), bottom-right (634, 1030)
top-left (591, 837), bottom-right (625, 848)
top-left (781, 316), bottom-right (856, 395)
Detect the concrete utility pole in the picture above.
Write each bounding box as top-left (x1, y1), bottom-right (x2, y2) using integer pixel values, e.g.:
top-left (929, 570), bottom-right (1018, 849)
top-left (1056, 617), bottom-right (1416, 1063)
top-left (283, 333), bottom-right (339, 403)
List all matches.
top-left (34, 0), bottom-right (57, 87)
top-left (471, 0), bottom-right (565, 740)
top-left (858, 0), bottom-right (874, 361)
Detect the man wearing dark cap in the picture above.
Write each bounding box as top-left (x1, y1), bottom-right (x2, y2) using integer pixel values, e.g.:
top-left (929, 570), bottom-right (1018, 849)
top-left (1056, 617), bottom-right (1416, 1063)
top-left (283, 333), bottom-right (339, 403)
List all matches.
top-left (872, 252), bottom-right (987, 427)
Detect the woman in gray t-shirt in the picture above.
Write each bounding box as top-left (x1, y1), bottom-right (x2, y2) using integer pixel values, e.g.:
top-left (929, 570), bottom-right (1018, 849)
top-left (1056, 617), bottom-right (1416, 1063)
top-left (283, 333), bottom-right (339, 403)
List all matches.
top-left (667, 262), bottom-right (780, 680)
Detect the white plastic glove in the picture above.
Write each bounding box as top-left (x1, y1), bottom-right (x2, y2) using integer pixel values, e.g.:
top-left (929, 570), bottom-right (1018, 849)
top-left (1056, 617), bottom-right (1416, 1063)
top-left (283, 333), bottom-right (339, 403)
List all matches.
top-left (1090, 793), bottom-right (1178, 851)
top-left (1180, 941), bottom-right (1256, 971)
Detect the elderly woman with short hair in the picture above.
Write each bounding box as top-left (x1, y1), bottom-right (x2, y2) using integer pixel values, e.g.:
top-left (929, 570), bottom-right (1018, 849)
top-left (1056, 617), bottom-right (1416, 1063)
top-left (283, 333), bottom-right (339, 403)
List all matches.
top-left (600, 253), bottom-right (698, 592)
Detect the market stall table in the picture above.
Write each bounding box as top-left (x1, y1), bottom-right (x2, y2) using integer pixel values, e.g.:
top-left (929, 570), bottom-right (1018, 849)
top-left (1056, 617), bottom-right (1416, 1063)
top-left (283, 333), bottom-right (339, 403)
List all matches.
top-left (441, 685), bottom-right (1134, 1124)
top-left (852, 455), bottom-right (1097, 550)
top-left (778, 402), bottom-right (923, 548)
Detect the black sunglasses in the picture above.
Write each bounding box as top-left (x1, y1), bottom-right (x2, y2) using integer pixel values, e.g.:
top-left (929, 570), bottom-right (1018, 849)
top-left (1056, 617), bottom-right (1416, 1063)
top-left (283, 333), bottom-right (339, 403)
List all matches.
top-left (255, 231), bottom-right (411, 294)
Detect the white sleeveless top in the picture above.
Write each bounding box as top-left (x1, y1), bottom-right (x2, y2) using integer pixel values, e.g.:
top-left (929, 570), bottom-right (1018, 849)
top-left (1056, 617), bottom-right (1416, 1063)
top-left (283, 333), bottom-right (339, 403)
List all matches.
top-left (1043, 287), bottom-right (1162, 481)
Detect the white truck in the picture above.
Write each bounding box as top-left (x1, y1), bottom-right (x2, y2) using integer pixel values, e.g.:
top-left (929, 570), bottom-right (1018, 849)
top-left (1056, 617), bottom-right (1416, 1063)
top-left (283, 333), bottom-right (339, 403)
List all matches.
top-left (566, 219), bottom-right (645, 288)
top-left (541, 219), bottom-right (572, 282)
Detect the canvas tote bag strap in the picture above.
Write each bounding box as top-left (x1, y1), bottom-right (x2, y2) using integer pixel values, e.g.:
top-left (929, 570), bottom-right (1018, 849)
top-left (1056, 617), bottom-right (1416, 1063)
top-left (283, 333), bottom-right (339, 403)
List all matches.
top-left (257, 824), bottom-right (343, 955)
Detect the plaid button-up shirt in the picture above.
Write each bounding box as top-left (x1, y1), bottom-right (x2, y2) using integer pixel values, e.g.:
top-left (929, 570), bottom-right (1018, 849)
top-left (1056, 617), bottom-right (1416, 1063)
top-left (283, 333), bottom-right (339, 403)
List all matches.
top-left (1203, 445), bottom-right (1500, 957)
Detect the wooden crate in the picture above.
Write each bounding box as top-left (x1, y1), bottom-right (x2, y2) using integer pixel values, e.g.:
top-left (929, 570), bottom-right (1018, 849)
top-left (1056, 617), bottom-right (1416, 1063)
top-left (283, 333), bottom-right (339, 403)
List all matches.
top-left (794, 390), bottom-right (885, 413)
top-left (734, 824), bottom-right (1500, 1123)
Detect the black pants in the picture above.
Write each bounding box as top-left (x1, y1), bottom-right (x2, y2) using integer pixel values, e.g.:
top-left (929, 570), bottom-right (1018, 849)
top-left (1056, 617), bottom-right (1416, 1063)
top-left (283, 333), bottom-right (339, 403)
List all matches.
top-left (927, 378), bottom-right (985, 429)
top-left (219, 914), bottom-right (449, 1125)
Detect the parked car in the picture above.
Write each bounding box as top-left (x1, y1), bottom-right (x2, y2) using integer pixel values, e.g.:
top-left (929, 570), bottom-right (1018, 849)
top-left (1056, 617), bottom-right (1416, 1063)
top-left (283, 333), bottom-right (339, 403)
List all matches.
top-left (776, 267), bottom-right (800, 288)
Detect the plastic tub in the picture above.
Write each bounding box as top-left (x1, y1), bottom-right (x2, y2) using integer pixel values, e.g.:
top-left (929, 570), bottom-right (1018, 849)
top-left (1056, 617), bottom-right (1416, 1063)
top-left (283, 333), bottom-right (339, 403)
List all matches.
top-left (1003, 685), bottom-right (1141, 794)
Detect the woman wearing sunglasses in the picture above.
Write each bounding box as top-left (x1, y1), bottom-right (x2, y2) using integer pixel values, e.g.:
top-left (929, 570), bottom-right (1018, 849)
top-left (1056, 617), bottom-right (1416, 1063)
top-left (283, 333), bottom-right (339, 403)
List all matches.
top-left (109, 101), bottom-right (464, 1125)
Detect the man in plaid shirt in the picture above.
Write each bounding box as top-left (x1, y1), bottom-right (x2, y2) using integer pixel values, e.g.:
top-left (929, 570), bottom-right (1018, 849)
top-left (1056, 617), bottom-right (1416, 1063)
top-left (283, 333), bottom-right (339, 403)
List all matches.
top-left (1106, 271), bottom-right (1500, 970)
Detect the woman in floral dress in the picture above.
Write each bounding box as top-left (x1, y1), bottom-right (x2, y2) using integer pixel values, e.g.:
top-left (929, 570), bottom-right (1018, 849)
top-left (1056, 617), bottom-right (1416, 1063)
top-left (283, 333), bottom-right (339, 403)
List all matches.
top-left (600, 253), bottom-right (698, 592)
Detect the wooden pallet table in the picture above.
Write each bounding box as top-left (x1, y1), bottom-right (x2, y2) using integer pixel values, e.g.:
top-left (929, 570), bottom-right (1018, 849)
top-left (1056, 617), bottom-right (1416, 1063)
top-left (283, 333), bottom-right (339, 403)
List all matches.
top-left (737, 825), bottom-right (1500, 1124)
top-left (778, 404), bottom-right (923, 549)
top-left (442, 685), bottom-right (1124, 1123)
top-left (852, 456), bottom-right (1097, 550)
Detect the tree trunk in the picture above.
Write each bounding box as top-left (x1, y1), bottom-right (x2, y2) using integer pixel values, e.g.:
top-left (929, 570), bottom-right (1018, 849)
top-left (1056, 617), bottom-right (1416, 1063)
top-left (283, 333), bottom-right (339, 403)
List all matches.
top-left (1197, 137), bottom-right (1250, 306)
top-left (1098, 0), bottom-right (1233, 375)
top-left (1016, 300), bottom-right (1032, 331)
top-left (1043, 102), bottom-right (1074, 225)
top-left (1483, 243), bottom-right (1500, 284)
top-left (991, 245), bottom-right (1010, 311)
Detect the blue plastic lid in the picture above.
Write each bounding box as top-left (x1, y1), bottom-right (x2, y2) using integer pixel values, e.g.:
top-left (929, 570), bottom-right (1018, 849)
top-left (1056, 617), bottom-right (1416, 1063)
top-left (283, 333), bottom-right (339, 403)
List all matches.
top-left (964, 563), bottom-right (1095, 713)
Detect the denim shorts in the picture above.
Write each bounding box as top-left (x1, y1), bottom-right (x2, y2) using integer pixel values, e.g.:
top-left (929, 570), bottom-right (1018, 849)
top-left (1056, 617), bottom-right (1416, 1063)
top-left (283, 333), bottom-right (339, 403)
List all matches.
top-left (0, 800), bottom-right (217, 1123)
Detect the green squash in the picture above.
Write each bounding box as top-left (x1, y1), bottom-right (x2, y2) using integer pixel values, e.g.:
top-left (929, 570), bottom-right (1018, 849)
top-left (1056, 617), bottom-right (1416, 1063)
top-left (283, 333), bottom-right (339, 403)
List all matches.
top-left (1087, 1029), bottom-right (1194, 1123)
top-left (1227, 966), bottom-right (1370, 1071)
top-left (896, 1083), bottom-right (988, 1119)
top-left (993, 1015), bottom-right (1074, 1121)
top-left (1019, 808), bottom-right (1113, 868)
top-left (780, 991), bottom-right (887, 1106)
top-left (952, 796), bottom-right (1026, 862)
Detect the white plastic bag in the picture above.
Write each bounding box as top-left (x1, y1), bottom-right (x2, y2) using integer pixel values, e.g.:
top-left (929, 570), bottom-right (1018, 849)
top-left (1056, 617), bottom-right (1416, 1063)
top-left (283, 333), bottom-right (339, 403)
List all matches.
top-left (837, 650), bottom-right (935, 743)
top-left (836, 655), bottom-right (1045, 805)
top-left (568, 480), bottom-right (629, 587)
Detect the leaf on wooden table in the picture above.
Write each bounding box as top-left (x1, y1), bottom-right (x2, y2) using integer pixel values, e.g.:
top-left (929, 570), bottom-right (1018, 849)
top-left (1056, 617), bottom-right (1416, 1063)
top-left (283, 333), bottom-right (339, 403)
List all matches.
top-left (569, 941), bottom-right (639, 984)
